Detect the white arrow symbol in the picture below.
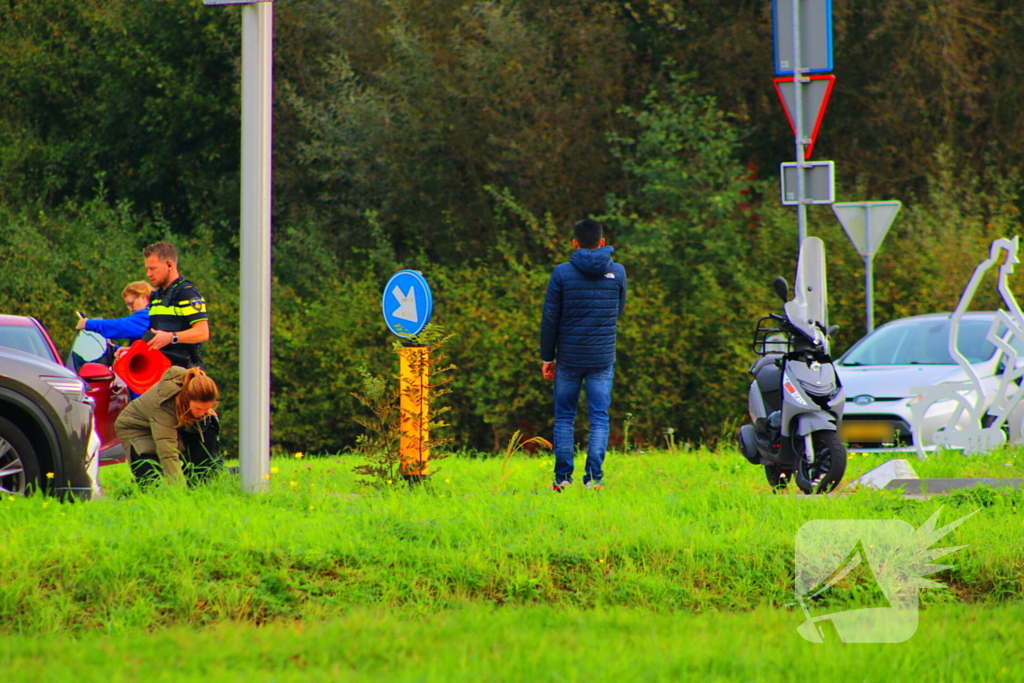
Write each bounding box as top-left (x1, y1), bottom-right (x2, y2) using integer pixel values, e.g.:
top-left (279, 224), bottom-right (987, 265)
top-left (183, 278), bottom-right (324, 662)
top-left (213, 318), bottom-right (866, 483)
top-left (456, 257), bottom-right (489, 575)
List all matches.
top-left (391, 285), bottom-right (418, 322)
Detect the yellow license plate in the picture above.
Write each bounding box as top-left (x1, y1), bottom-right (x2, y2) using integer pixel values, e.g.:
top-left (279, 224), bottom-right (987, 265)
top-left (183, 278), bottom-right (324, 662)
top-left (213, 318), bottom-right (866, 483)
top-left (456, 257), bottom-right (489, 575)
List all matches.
top-left (841, 420), bottom-right (895, 443)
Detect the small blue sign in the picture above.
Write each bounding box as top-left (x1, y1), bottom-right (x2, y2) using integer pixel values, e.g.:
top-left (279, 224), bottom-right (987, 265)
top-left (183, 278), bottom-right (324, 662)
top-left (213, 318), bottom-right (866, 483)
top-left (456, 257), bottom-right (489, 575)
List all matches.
top-left (382, 270), bottom-right (433, 338)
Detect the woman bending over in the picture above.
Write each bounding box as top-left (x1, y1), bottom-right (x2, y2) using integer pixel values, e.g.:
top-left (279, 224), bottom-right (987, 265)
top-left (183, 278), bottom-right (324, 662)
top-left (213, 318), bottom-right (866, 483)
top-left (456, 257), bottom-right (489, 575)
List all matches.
top-left (115, 366), bottom-right (222, 487)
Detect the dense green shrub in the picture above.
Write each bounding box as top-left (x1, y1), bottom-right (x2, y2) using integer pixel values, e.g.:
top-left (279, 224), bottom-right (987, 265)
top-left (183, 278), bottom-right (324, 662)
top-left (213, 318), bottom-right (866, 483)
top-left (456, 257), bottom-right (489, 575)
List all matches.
top-left (5, 149), bottom-right (1024, 456)
top-left (0, 0), bottom-right (240, 229)
top-left (269, 276), bottom-right (393, 454)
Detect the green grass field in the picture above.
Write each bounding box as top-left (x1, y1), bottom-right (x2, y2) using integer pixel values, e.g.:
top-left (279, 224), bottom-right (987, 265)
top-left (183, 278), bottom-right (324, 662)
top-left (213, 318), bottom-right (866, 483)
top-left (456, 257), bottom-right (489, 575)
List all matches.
top-left (2, 447), bottom-right (1022, 681)
top-left (4, 603), bottom-right (1024, 682)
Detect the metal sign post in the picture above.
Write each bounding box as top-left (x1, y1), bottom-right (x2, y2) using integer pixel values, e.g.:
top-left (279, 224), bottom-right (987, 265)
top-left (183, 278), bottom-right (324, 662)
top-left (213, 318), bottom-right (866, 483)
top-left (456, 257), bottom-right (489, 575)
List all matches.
top-left (792, 0), bottom-right (807, 246)
top-left (382, 270), bottom-right (434, 482)
top-left (832, 201), bottom-right (902, 333)
top-left (773, 0), bottom-right (833, 249)
top-left (204, 0), bottom-right (274, 492)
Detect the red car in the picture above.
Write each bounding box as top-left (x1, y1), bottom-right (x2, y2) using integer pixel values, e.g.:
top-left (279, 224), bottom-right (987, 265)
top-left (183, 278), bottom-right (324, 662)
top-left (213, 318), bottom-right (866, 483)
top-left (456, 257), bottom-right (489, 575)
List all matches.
top-left (0, 315), bottom-right (128, 465)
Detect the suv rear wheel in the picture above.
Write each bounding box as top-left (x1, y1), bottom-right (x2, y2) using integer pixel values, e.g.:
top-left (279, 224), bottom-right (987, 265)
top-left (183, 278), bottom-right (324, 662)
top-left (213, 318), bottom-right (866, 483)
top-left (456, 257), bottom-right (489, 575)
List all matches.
top-left (0, 417), bottom-right (40, 495)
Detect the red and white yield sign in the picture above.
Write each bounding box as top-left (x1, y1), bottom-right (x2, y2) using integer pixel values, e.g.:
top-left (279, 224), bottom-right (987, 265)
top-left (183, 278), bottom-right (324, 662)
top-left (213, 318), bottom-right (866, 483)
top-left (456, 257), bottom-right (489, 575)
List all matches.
top-left (774, 74), bottom-right (835, 159)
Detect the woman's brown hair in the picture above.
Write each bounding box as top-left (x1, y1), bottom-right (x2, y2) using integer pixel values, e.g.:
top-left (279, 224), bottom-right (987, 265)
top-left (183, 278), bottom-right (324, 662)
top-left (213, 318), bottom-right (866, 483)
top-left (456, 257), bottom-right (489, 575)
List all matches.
top-left (175, 368), bottom-right (219, 427)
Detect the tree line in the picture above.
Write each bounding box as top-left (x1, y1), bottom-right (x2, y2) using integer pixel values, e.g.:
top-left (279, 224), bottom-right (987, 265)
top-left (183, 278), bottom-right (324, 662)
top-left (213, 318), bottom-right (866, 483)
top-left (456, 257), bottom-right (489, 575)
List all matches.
top-left (1, 0), bottom-right (1022, 453)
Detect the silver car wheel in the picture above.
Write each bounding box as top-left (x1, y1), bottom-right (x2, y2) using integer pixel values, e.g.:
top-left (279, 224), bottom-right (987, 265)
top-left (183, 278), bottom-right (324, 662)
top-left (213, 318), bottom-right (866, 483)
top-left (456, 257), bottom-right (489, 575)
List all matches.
top-left (0, 417), bottom-right (38, 496)
top-left (0, 438), bottom-right (28, 495)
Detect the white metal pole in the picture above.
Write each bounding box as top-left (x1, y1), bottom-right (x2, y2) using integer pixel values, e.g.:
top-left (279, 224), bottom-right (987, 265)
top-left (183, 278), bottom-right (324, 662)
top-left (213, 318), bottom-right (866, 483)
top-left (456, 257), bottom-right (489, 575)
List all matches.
top-left (865, 255), bottom-right (874, 334)
top-left (864, 208), bottom-right (874, 333)
top-left (792, 0), bottom-right (807, 248)
top-left (239, 1), bottom-right (273, 493)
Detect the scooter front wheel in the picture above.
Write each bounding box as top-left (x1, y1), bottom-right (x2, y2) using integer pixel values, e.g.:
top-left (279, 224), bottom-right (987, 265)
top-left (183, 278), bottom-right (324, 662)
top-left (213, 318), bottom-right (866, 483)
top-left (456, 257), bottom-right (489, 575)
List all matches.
top-left (794, 430), bottom-right (846, 494)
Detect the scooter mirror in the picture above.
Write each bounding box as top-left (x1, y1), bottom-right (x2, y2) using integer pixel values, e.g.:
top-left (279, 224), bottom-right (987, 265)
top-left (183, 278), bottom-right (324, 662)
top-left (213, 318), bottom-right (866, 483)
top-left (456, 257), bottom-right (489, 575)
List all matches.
top-left (828, 324), bottom-right (840, 337)
top-left (772, 276), bottom-right (789, 302)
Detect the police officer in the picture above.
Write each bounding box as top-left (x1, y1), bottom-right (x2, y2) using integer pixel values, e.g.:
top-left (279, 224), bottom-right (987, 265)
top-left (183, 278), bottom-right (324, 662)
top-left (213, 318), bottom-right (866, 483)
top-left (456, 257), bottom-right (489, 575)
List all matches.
top-left (142, 241), bottom-right (209, 368)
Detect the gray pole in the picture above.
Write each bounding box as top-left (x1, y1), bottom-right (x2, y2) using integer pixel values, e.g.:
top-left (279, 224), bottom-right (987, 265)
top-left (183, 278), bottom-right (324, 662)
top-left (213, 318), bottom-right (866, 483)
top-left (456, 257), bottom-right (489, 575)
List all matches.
top-left (864, 208), bottom-right (874, 333)
top-left (239, 1), bottom-right (272, 492)
top-left (864, 255), bottom-right (874, 334)
top-left (792, 0), bottom-right (807, 247)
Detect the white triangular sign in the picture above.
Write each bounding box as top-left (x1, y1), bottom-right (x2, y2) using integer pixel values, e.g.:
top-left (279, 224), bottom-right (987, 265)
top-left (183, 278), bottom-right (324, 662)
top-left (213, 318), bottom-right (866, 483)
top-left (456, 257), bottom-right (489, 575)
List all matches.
top-left (832, 201), bottom-right (902, 259)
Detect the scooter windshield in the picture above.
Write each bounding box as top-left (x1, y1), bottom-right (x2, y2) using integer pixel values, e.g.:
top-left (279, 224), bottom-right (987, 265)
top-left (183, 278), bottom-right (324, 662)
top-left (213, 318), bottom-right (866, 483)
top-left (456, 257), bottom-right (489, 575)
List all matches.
top-left (784, 236), bottom-right (828, 347)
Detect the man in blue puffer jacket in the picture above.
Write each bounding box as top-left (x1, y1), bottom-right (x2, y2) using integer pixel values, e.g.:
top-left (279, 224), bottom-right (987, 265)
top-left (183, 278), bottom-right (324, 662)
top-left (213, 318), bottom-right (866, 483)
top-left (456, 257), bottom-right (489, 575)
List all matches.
top-left (539, 218), bottom-right (627, 491)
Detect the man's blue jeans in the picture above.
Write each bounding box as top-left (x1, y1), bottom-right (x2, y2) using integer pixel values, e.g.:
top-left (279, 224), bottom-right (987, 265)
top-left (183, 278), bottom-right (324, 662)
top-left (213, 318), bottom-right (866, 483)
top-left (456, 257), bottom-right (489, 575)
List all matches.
top-left (553, 364), bottom-right (614, 485)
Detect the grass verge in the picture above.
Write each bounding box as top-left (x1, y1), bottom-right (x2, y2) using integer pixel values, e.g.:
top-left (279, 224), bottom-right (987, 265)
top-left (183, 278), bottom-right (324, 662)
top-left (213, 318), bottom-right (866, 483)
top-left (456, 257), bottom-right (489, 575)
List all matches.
top-left (1, 447), bottom-right (1021, 637)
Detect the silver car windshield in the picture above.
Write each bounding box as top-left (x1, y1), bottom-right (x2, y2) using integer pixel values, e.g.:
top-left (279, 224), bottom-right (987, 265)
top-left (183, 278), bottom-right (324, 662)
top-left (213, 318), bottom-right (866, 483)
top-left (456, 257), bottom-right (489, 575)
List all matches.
top-left (839, 318), bottom-right (998, 366)
top-left (0, 324), bottom-right (52, 362)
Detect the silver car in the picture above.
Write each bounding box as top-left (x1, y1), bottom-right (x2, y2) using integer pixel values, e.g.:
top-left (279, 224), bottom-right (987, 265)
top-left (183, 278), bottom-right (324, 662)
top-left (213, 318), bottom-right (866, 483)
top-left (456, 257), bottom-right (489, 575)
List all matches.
top-left (0, 345), bottom-right (95, 498)
top-left (836, 312), bottom-right (1024, 452)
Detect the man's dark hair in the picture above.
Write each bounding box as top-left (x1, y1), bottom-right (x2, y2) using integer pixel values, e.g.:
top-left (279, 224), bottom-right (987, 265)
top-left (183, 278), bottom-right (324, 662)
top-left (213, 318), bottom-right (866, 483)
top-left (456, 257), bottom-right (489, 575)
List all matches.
top-left (142, 241), bottom-right (178, 263)
top-left (574, 219), bottom-right (603, 249)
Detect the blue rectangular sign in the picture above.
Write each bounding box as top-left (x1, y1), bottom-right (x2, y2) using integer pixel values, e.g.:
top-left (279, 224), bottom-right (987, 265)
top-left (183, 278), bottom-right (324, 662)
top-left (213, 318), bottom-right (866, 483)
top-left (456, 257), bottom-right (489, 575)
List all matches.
top-left (773, 0), bottom-right (833, 76)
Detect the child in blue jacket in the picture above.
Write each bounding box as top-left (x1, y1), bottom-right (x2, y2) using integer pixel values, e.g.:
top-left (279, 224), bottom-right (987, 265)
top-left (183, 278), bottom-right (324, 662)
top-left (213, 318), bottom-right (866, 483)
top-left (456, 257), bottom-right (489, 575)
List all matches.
top-left (76, 281), bottom-right (153, 344)
top-left (76, 281), bottom-right (154, 400)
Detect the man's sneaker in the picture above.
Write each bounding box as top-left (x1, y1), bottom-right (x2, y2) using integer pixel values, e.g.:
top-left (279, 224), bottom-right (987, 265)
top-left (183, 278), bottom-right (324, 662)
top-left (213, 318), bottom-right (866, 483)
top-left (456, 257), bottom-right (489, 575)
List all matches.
top-left (585, 480), bottom-right (603, 490)
top-left (552, 480), bottom-right (572, 492)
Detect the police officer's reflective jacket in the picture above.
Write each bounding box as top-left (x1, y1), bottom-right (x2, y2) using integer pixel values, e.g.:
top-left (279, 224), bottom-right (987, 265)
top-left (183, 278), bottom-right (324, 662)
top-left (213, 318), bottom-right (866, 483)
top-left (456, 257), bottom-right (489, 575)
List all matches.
top-left (147, 277), bottom-right (208, 368)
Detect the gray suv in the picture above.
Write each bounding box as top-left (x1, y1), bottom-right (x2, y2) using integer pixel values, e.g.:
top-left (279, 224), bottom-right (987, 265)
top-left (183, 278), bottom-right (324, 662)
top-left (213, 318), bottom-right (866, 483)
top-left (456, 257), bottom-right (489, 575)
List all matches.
top-left (0, 345), bottom-right (94, 498)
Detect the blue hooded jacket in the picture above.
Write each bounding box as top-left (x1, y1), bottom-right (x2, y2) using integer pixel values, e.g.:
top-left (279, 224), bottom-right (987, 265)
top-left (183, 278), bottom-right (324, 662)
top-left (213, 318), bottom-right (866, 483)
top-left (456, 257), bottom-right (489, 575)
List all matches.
top-left (540, 246), bottom-right (627, 369)
top-left (84, 309), bottom-right (150, 344)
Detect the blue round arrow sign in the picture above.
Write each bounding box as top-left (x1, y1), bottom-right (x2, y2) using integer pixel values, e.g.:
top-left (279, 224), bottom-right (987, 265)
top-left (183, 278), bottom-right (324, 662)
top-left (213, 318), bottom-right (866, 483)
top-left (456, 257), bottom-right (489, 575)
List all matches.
top-left (382, 270), bottom-right (433, 338)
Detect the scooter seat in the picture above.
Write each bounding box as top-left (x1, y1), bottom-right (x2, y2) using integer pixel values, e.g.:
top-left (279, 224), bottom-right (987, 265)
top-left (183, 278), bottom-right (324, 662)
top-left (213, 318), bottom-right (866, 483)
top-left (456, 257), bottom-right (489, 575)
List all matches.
top-left (749, 353), bottom-right (783, 375)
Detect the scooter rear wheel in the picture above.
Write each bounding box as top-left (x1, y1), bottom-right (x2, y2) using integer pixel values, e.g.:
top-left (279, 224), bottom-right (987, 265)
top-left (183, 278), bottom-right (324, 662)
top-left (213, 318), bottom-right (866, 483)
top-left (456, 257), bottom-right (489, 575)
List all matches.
top-left (764, 464), bottom-right (793, 491)
top-left (794, 430), bottom-right (846, 494)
